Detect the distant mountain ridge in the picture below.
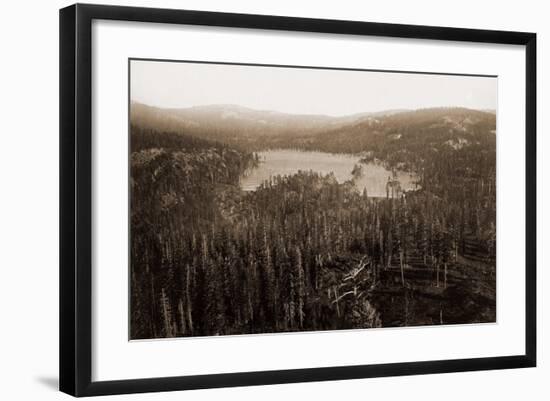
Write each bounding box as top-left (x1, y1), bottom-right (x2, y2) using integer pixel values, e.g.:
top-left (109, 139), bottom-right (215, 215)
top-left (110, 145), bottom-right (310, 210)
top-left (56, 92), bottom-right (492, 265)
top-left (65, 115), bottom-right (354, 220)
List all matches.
top-left (302, 106), bottom-right (496, 160)
top-left (130, 102), bottom-right (496, 158)
top-left (131, 102), bottom-right (410, 138)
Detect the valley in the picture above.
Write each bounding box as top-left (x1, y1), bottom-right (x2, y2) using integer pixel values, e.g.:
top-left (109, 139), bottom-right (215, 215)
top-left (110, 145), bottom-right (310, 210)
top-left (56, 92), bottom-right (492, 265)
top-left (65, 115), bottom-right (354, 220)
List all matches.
top-left (129, 103), bottom-right (496, 339)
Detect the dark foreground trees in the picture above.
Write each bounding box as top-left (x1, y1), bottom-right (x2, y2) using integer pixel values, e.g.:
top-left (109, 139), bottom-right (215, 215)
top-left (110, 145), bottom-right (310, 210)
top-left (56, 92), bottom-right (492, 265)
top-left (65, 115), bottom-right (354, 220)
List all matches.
top-left (129, 125), bottom-right (495, 339)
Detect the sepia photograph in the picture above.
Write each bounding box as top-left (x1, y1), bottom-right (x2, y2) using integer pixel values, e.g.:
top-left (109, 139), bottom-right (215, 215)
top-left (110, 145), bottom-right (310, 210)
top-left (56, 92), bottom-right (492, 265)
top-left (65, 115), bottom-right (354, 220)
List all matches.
top-left (129, 59), bottom-right (497, 340)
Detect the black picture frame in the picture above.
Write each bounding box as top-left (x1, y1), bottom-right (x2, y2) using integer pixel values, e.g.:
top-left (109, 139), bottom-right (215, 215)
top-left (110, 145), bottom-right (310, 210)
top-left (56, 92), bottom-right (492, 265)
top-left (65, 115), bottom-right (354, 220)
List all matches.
top-left (60, 3), bottom-right (537, 397)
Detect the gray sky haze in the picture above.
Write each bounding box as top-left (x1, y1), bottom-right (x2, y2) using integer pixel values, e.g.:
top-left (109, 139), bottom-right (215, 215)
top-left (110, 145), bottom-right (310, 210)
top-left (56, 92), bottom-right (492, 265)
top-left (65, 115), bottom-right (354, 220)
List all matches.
top-left (130, 59), bottom-right (497, 116)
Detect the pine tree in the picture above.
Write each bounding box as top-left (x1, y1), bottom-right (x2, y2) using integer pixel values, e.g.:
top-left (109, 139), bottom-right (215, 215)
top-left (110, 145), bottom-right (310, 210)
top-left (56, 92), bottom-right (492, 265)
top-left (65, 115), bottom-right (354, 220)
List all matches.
top-left (295, 246), bottom-right (306, 329)
top-left (433, 218), bottom-right (443, 287)
top-left (160, 288), bottom-right (174, 338)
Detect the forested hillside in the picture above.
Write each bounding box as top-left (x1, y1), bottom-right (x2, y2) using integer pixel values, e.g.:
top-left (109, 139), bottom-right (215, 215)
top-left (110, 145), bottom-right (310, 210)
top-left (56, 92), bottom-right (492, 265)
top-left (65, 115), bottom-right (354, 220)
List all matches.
top-left (130, 106), bottom-right (496, 339)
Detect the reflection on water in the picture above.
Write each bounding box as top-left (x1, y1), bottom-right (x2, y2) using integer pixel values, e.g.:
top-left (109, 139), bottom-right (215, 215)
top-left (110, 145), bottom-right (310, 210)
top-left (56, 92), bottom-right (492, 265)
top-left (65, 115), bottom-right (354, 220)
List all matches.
top-left (240, 150), bottom-right (417, 197)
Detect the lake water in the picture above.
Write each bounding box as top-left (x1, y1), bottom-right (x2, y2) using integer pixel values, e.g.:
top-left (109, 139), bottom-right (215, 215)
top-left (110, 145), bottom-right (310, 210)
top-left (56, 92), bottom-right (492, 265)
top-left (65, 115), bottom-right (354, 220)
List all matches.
top-left (240, 150), bottom-right (417, 197)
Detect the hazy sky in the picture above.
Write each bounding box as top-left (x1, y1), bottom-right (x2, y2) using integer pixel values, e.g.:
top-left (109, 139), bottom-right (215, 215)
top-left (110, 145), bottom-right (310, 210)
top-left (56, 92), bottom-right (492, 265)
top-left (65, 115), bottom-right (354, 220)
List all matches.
top-left (130, 59), bottom-right (497, 116)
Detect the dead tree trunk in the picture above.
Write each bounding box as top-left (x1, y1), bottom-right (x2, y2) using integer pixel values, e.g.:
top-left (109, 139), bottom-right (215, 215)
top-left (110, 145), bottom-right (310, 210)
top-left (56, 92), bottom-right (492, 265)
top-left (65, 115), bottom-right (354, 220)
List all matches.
top-left (178, 299), bottom-right (186, 335)
top-left (333, 286), bottom-right (341, 317)
top-left (185, 265), bottom-right (193, 334)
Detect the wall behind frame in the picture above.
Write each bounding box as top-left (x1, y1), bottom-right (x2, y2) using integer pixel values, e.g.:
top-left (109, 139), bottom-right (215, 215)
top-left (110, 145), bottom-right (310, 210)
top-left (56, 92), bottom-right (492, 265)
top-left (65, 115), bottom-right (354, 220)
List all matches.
top-left (0, 0), bottom-right (546, 400)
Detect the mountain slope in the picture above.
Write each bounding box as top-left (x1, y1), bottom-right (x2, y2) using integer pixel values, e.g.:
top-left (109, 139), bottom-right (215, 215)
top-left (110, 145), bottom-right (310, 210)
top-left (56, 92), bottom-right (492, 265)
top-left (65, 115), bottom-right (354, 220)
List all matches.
top-left (130, 103), bottom-right (496, 165)
top-left (301, 107), bottom-right (496, 156)
top-left (130, 102), bottom-right (407, 146)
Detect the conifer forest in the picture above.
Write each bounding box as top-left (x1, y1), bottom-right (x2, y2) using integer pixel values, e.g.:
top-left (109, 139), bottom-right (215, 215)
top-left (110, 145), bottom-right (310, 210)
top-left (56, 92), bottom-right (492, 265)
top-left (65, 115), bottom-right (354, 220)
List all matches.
top-left (129, 67), bottom-right (497, 340)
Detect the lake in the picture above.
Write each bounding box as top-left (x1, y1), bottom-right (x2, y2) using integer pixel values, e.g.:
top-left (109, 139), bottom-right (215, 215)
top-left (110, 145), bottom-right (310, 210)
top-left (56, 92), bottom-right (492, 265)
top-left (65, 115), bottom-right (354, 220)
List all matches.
top-left (240, 150), bottom-right (417, 197)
